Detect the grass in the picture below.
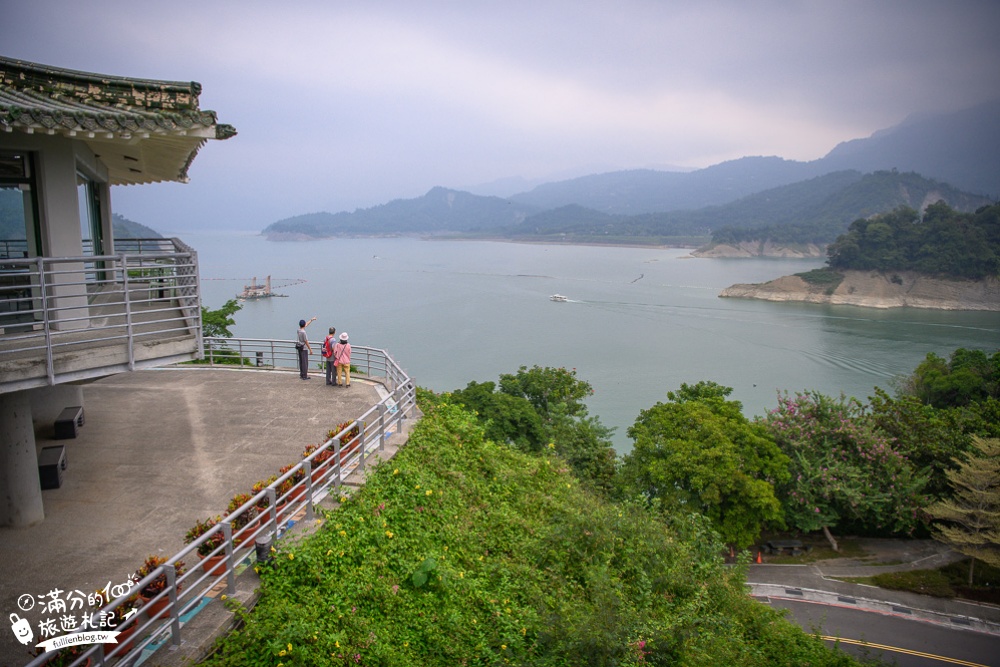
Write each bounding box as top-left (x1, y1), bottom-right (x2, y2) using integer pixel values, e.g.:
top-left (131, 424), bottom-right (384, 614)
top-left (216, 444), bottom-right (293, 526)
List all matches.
top-left (839, 559), bottom-right (1000, 604)
top-left (795, 268), bottom-right (844, 294)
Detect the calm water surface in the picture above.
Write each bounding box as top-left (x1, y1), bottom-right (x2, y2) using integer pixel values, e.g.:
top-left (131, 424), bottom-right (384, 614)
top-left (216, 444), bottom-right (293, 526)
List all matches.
top-left (186, 232), bottom-right (1000, 451)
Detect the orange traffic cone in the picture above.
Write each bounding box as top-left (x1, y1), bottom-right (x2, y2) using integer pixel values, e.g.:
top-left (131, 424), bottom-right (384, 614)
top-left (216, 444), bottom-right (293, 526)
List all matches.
top-left (755, 550), bottom-right (762, 564)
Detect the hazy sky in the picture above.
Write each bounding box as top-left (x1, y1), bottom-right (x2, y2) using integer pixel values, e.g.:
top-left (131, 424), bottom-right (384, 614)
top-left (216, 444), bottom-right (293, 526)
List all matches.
top-left (4, 0), bottom-right (999, 232)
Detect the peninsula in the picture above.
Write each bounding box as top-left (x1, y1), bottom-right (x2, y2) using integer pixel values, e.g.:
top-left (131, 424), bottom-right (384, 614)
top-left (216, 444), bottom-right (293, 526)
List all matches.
top-left (719, 202), bottom-right (1000, 311)
top-left (721, 270), bottom-right (1000, 311)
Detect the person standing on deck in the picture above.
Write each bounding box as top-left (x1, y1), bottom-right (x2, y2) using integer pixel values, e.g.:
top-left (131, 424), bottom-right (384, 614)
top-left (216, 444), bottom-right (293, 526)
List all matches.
top-left (296, 317), bottom-right (316, 379)
top-left (333, 332), bottom-right (352, 387)
top-left (322, 326), bottom-right (338, 385)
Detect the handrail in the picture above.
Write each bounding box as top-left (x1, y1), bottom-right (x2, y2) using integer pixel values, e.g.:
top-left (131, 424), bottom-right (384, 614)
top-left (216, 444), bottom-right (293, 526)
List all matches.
top-left (0, 238), bottom-right (202, 392)
top-left (25, 343), bottom-right (417, 667)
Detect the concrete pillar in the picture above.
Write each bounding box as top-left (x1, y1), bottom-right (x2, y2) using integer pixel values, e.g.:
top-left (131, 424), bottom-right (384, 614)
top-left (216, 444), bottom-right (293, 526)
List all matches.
top-left (0, 390), bottom-right (45, 526)
top-left (29, 384), bottom-right (84, 435)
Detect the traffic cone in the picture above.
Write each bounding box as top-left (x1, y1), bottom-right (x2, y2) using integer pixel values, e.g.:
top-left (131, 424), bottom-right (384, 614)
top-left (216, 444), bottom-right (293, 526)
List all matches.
top-left (755, 550), bottom-right (762, 564)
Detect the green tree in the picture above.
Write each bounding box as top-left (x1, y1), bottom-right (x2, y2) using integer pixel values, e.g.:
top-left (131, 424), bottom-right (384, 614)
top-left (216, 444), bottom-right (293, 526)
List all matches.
top-left (618, 381), bottom-right (789, 549)
top-left (926, 437), bottom-right (1000, 585)
top-left (826, 202), bottom-right (1000, 278)
top-left (866, 388), bottom-right (972, 498)
top-left (202, 298), bottom-right (242, 338)
top-left (763, 391), bottom-right (926, 550)
top-left (902, 348), bottom-right (1000, 409)
top-left (447, 366), bottom-right (616, 493)
top-left (447, 380), bottom-right (545, 451)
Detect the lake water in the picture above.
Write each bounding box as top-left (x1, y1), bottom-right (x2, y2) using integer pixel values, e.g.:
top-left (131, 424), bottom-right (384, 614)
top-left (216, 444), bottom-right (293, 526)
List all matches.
top-left (187, 231), bottom-right (1000, 451)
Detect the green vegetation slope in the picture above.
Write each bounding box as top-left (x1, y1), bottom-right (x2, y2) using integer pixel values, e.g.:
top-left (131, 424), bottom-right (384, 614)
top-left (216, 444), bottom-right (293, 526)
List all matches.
top-left (203, 403), bottom-right (861, 666)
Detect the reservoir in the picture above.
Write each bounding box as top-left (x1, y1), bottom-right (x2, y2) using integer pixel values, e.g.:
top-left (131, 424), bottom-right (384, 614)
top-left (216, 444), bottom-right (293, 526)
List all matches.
top-left (190, 232), bottom-right (1000, 451)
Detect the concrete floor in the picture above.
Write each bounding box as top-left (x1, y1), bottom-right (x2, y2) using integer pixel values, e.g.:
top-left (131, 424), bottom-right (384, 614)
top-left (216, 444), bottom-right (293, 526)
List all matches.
top-left (0, 367), bottom-right (388, 667)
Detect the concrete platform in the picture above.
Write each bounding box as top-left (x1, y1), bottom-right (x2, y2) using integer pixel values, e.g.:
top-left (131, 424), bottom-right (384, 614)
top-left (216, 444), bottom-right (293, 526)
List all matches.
top-left (0, 366), bottom-right (393, 667)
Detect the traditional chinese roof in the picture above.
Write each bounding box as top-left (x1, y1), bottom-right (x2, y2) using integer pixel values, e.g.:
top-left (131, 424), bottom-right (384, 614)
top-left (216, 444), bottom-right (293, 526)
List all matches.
top-left (0, 56), bottom-right (236, 185)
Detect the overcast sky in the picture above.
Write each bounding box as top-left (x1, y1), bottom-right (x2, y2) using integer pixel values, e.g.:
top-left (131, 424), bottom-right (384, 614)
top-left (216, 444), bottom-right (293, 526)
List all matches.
top-left (4, 0), bottom-right (999, 232)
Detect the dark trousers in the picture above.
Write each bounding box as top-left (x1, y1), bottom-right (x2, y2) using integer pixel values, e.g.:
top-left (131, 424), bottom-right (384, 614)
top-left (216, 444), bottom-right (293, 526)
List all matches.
top-left (326, 359), bottom-right (337, 384)
top-left (297, 346), bottom-right (309, 378)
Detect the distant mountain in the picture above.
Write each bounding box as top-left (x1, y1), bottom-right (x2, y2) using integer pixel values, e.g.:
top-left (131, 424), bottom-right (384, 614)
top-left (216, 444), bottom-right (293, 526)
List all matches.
top-left (507, 158), bottom-right (828, 215)
top-left (112, 213), bottom-right (162, 239)
top-left (819, 99), bottom-right (1000, 198)
top-left (263, 170), bottom-right (989, 247)
top-left (506, 100), bottom-right (999, 214)
top-left (1, 200), bottom-right (161, 241)
top-left (502, 171), bottom-right (991, 245)
top-left (703, 170), bottom-right (992, 245)
top-left (261, 100), bottom-right (998, 243)
top-left (263, 187), bottom-right (540, 239)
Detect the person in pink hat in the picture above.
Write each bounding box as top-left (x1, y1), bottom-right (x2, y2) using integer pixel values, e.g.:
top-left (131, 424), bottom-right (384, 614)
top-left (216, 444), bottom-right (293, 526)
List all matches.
top-left (333, 332), bottom-right (352, 387)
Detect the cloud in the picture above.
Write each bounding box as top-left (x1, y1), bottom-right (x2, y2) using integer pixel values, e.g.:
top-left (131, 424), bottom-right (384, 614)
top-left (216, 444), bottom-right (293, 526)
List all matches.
top-left (5, 0), bottom-right (1000, 228)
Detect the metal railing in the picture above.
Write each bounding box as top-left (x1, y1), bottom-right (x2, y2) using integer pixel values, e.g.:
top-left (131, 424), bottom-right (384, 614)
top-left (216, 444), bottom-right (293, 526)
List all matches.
top-left (0, 238), bottom-right (201, 391)
top-left (25, 344), bottom-right (417, 667)
top-left (203, 337), bottom-right (400, 387)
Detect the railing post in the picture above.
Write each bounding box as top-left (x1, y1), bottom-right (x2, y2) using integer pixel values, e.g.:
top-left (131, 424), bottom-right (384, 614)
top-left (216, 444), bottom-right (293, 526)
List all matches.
top-left (164, 563), bottom-right (181, 645)
top-left (303, 459), bottom-right (314, 521)
top-left (37, 257), bottom-right (56, 384)
top-left (121, 254), bottom-right (136, 371)
top-left (334, 436), bottom-right (342, 490)
top-left (222, 521), bottom-right (235, 594)
top-left (378, 402), bottom-right (386, 451)
top-left (267, 487), bottom-right (278, 533)
top-left (359, 421), bottom-right (367, 475)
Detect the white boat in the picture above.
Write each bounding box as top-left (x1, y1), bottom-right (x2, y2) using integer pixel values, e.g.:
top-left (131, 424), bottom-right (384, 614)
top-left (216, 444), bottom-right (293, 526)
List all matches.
top-left (549, 294), bottom-right (568, 302)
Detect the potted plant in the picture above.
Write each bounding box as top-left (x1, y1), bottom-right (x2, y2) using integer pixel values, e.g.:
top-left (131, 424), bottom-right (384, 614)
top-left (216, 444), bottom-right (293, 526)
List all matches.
top-left (252, 476), bottom-right (278, 514)
top-left (278, 463), bottom-right (305, 502)
top-left (90, 590), bottom-right (142, 655)
top-left (330, 420), bottom-right (362, 456)
top-left (303, 443), bottom-right (333, 483)
top-left (226, 492), bottom-right (258, 545)
top-left (184, 516), bottom-right (226, 575)
top-left (136, 554), bottom-right (185, 619)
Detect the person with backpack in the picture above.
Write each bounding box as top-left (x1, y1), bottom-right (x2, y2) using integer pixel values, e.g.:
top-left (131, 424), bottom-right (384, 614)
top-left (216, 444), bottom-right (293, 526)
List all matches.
top-left (322, 327), bottom-right (338, 385)
top-left (333, 332), bottom-right (352, 388)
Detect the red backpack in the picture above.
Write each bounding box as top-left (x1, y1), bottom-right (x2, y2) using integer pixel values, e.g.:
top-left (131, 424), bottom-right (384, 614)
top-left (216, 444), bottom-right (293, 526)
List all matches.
top-left (322, 335), bottom-right (335, 358)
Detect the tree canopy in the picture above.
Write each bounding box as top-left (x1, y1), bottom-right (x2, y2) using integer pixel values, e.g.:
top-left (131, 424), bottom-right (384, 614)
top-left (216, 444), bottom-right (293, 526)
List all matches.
top-left (618, 382), bottom-right (789, 549)
top-left (826, 202), bottom-right (1000, 278)
top-left (443, 366), bottom-right (617, 494)
top-left (202, 298), bottom-right (242, 338)
top-left (762, 391), bottom-right (926, 550)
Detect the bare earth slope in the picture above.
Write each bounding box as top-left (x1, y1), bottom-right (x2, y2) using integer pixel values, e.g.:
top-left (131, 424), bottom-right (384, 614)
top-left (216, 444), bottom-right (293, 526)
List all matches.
top-left (720, 270), bottom-right (1000, 311)
top-left (692, 241), bottom-right (825, 258)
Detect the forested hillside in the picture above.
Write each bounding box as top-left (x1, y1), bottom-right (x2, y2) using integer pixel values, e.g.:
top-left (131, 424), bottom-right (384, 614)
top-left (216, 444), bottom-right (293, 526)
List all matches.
top-left (112, 213), bottom-right (162, 239)
top-left (706, 170), bottom-right (991, 245)
top-left (826, 202), bottom-right (1000, 278)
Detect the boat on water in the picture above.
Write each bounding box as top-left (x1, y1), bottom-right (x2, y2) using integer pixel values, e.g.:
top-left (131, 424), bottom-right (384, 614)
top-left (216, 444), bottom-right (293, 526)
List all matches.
top-left (549, 294), bottom-right (568, 302)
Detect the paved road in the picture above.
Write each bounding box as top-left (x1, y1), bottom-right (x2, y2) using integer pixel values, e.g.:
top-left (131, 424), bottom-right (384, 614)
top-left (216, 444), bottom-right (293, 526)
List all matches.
top-left (770, 598), bottom-right (1000, 666)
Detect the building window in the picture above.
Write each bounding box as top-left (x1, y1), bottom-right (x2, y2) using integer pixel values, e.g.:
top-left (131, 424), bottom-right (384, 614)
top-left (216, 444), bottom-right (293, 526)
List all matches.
top-left (0, 151), bottom-right (40, 259)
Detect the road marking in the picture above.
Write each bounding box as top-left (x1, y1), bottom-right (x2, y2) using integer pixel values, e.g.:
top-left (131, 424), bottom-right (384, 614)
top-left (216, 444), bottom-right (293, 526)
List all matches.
top-left (821, 636), bottom-right (988, 666)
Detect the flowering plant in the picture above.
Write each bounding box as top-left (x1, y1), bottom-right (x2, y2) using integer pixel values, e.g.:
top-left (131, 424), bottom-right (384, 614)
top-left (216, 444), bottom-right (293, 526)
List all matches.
top-left (136, 554), bottom-right (186, 597)
top-left (226, 492), bottom-right (258, 535)
top-left (762, 390), bottom-right (926, 550)
top-left (185, 516), bottom-right (225, 557)
top-left (252, 476), bottom-right (278, 511)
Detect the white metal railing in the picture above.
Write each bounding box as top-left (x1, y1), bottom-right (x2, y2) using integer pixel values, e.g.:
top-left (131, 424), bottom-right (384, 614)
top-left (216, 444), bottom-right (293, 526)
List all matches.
top-left (202, 337), bottom-right (398, 386)
top-left (0, 238), bottom-right (201, 391)
top-left (25, 345), bottom-right (417, 667)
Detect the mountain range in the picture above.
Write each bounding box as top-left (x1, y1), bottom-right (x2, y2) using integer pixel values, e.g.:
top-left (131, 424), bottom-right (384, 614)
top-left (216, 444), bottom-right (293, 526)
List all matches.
top-left (263, 100), bottom-right (999, 244)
